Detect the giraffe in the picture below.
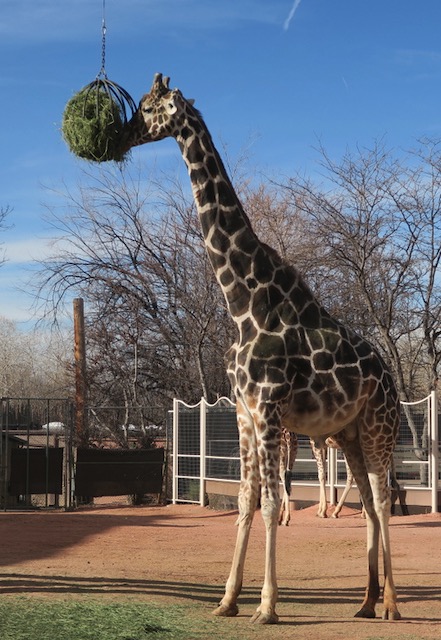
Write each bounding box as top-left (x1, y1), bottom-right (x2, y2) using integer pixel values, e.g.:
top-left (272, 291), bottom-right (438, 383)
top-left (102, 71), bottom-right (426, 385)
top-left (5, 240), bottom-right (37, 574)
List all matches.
top-left (123, 73), bottom-right (401, 624)
top-left (278, 432), bottom-right (359, 523)
top-left (312, 440), bottom-right (407, 518)
top-left (311, 436), bottom-right (360, 518)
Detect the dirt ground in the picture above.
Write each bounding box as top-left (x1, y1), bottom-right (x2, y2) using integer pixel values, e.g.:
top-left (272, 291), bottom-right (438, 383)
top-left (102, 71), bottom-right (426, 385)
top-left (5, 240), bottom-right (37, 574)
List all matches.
top-left (0, 501), bottom-right (440, 640)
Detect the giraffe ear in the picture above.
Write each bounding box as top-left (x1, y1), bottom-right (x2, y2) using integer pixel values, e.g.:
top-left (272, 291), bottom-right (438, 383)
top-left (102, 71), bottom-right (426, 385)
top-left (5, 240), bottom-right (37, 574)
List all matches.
top-left (165, 100), bottom-right (177, 116)
top-left (165, 99), bottom-right (177, 115)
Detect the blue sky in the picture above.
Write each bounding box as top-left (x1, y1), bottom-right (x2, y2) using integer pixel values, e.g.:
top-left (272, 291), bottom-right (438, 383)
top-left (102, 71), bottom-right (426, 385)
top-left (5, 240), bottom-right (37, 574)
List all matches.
top-left (2, 0), bottom-right (441, 328)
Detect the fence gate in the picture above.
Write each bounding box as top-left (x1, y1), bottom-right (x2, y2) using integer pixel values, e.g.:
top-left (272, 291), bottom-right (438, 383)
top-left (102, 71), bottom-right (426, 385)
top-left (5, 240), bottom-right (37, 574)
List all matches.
top-left (172, 397), bottom-right (238, 504)
top-left (398, 390), bottom-right (439, 513)
top-left (1, 397), bottom-right (74, 510)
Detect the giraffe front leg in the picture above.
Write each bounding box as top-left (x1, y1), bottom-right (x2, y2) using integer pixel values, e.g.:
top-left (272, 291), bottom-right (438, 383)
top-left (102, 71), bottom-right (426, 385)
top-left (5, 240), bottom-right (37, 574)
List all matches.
top-left (213, 401), bottom-right (260, 619)
top-left (249, 423), bottom-right (281, 624)
top-left (250, 487), bottom-right (280, 624)
top-left (212, 480), bottom-right (257, 618)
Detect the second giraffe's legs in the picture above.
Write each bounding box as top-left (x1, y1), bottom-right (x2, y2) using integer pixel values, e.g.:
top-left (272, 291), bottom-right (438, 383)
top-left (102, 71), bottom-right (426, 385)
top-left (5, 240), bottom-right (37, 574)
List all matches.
top-left (278, 468), bottom-right (292, 526)
top-left (311, 441), bottom-right (328, 517)
top-left (332, 457), bottom-right (354, 518)
top-left (279, 430), bottom-right (297, 526)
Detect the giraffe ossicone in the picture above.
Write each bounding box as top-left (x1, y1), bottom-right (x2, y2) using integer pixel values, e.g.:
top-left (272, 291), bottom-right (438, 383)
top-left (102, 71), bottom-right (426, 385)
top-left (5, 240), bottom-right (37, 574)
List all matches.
top-left (124, 73), bottom-right (401, 624)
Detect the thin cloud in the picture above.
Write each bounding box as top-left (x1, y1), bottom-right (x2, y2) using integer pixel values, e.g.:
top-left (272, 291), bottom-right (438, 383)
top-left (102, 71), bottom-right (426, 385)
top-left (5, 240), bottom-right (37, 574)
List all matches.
top-left (4, 237), bottom-right (55, 264)
top-left (283, 0), bottom-right (302, 31)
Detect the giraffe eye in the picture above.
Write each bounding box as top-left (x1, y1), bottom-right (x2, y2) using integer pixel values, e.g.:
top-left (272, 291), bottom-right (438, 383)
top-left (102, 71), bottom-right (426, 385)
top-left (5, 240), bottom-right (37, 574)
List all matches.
top-left (143, 106), bottom-right (153, 114)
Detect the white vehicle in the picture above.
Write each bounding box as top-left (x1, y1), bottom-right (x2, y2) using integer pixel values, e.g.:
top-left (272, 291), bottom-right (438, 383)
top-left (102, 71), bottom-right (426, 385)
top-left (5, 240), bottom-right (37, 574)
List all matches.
top-left (41, 421), bottom-right (65, 433)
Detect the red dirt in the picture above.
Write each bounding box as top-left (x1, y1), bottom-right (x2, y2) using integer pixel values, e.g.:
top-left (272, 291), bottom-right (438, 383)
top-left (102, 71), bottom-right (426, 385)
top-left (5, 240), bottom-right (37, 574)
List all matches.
top-left (0, 502), bottom-right (440, 639)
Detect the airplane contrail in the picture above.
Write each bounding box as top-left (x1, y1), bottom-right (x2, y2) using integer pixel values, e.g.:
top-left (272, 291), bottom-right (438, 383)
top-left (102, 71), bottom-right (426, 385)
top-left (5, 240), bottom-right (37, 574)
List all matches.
top-left (283, 0), bottom-right (302, 31)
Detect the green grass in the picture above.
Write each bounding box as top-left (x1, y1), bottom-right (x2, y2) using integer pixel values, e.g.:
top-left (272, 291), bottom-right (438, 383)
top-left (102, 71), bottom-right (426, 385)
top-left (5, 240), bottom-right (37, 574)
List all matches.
top-left (0, 599), bottom-right (236, 640)
top-left (0, 599), bottom-right (436, 640)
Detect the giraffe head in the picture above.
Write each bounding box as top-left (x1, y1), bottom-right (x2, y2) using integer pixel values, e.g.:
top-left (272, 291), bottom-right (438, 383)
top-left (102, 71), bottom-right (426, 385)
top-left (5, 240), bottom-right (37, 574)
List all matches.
top-left (124, 73), bottom-right (193, 149)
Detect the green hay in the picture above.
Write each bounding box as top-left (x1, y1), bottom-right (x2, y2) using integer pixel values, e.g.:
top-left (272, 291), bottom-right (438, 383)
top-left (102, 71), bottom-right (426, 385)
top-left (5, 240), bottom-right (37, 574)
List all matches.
top-left (62, 86), bottom-right (129, 163)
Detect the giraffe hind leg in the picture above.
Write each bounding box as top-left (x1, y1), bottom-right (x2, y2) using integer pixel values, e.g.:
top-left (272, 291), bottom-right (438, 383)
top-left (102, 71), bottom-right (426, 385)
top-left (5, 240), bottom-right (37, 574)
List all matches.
top-left (367, 470), bottom-right (401, 621)
top-left (341, 444), bottom-right (380, 618)
top-left (336, 437), bottom-right (400, 621)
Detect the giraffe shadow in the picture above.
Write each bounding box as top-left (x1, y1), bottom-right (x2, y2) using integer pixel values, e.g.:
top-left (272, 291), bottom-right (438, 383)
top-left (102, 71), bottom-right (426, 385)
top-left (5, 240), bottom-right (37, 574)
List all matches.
top-left (0, 573), bottom-right (439, 609)
top-left (1, 573), bottom-right (440, 630)
top-left (0, 573), bottom-right (222, 601)
top-left (392, 519), bottom-right (441, 529)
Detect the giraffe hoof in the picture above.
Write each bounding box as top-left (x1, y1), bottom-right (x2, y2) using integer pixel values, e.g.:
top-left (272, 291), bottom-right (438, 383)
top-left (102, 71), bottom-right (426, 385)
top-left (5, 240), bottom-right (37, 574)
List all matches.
top-left (250, 610), bottom-right (279, 624)
top-left (382, 608), bottom-right (401, 621)
top-left (354, 606), bottom-right (376, 619)
top-left (212, 603), bottom-right (239, 618)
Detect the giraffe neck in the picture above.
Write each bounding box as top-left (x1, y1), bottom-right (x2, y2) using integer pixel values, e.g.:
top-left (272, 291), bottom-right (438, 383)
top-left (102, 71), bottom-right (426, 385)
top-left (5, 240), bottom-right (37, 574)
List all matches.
top-left (174, 107), bottom-right (284, 328)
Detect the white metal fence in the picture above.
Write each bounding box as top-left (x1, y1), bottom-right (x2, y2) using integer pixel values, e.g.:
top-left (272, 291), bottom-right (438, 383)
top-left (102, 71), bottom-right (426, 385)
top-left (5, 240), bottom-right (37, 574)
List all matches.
top-left (172, 391), bottom-right (440, 513)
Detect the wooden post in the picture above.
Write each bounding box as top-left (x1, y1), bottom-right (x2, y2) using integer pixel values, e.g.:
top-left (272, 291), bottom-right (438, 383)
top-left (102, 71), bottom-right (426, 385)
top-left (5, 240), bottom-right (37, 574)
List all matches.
top-left (73, 298), bottom-right (88, 447)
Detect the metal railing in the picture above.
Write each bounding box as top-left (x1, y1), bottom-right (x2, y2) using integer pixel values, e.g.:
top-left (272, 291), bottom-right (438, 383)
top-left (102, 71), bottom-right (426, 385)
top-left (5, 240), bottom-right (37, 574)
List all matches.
top-left (172, 391), bottom-right (440, 513)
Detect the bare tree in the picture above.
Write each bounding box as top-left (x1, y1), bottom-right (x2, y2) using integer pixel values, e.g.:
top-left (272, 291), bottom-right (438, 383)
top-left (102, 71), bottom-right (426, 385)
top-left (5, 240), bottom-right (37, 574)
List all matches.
top-left (282, 140), bottom-right (441, 397)
top-left (35, 140), bottom-right (440, 451)
top-left (0, 205), bottom-right (12, 267)
top-left (0, 317), bottom-right (71, 398)
top-left (280, 139), bottom-right (441, 479)
top-left (397, 138), bottom-right (441, 389)
top-left (37, 165), bottom-right (233, 418)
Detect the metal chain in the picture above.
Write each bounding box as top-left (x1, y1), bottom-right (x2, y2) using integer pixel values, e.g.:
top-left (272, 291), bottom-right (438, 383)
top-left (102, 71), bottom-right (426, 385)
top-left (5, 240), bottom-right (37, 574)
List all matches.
top-left (99, 0), bottom-right (107, 78)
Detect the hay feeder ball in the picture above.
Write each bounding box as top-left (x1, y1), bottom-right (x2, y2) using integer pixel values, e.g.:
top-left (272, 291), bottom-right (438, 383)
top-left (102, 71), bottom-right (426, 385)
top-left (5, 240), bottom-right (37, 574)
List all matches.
top-left (62, 78), bottom-right (136, 163)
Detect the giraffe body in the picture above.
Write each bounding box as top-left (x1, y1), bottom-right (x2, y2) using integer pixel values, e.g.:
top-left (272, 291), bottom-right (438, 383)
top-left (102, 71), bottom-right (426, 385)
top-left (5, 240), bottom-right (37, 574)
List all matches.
top-left (125, 74), bottom-right (401, 624)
